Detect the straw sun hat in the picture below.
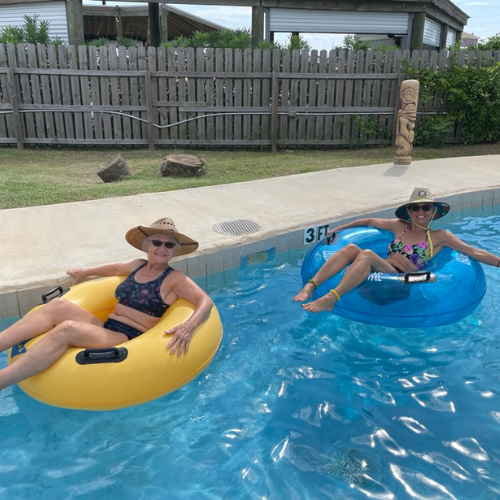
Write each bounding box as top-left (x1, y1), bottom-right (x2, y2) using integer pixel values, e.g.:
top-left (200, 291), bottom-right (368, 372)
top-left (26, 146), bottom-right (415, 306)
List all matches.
top-left (125, 218), bottom-right (199, 256)
top-left (395, 188), bottom-right (450, 223)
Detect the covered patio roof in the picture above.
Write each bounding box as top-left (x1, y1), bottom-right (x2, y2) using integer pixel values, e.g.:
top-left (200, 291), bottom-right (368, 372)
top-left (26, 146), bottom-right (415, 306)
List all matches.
top-left (82, 4), bottom-right (225, 42)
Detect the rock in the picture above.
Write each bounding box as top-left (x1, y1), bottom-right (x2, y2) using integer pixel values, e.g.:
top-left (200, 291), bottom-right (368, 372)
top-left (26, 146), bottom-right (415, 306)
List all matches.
top-left (97, 154), bottom-right (132, 183)
top-left (160, 154), bottom-right (205, 177)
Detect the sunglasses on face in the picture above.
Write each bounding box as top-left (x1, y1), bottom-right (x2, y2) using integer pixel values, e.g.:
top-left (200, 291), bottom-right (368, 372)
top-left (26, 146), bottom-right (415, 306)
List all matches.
top-left (150, 240), bottom-right (176, 249)
top-left (409, 204), bottom-right (434, 212)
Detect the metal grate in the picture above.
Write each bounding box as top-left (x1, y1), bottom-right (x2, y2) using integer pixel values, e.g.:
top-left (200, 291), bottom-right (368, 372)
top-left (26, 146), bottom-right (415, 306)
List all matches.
top-left (212, 219), bottom-right (260, 236)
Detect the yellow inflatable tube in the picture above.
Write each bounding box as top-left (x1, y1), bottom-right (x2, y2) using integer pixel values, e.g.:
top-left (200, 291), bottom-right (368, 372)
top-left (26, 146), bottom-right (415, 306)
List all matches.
top-left (7, 276), bottom-right (223, 411)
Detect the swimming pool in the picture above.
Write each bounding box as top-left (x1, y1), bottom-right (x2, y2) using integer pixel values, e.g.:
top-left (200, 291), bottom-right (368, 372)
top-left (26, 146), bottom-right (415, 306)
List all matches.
top-left (1, 207), bottom-right (500, 499)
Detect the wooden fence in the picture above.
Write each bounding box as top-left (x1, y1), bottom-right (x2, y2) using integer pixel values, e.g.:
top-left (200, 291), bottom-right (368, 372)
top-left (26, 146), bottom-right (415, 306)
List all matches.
top-left (0, 43), bottom-right (498, 149)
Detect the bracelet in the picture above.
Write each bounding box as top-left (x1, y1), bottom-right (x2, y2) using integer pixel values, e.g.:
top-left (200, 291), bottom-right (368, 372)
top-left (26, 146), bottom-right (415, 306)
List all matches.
top-left (307, 279), bottom-right (318, 289)
top-left (497, 259), bottom-right (500, 268)
top-left (330, 289), bottom-right (341, 301)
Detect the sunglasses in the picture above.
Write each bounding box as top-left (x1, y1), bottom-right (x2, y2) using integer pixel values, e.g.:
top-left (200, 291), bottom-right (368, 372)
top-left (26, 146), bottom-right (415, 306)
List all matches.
top-left (409, 204), bottom-right (434, 212)
top-left (150, 240), bottom-right (176, 249)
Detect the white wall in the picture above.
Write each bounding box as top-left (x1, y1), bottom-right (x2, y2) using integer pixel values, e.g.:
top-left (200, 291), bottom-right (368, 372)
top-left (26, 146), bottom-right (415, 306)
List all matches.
top-left (0, 1), bottom-right (68, 43)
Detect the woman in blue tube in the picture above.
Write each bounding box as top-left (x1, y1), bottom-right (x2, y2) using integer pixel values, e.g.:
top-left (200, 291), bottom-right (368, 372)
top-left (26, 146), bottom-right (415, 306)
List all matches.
top-left (293, 187), bottom-right (500, 312)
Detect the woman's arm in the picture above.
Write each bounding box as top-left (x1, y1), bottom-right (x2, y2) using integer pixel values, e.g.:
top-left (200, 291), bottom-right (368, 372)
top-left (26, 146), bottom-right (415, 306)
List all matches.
top-left (67, 259), bottom-right (145, 285)
top-left (330, 217), bottom-right (402, 234)
top-left (163, 273), bottom-right (214, 356)
top-left (437, 230), bottom-right (500, 267)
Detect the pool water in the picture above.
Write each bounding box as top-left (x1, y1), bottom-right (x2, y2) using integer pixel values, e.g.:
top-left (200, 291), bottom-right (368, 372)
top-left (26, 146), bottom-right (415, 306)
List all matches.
top-left (1, 207), bottom-right (500, 499)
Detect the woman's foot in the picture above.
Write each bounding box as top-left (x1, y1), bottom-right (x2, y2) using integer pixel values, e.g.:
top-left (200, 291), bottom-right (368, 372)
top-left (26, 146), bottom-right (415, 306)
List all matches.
top-left (302, 292), bottom-right (338, 313)
top-left (292, 282), bottom-right (316, 302)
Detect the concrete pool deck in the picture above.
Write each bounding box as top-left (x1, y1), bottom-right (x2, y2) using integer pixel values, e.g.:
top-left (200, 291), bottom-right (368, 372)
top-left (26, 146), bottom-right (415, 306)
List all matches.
top-left (1, 153), bottom-right (500, 319)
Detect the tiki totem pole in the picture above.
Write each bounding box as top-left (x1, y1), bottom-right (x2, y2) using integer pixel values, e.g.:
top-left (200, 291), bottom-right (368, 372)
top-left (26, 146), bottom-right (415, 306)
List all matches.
top-left (393, 79), bottom-right (420, 166)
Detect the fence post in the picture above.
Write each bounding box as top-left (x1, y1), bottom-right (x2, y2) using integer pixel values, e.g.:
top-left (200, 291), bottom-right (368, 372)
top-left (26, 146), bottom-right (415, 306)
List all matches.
top-left (144, 69), bottom-right (155, 150)
top-left (392, 74), bottom-right (404, 146)
top-left (6, 69), bottom-right (24, 149)
top-left (271, 69), bottom-right (278, 153)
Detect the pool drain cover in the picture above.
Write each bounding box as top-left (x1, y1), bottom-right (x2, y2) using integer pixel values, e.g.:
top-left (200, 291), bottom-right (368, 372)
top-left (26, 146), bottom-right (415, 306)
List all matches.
top-left (212, 219), bottom-right (260, 236)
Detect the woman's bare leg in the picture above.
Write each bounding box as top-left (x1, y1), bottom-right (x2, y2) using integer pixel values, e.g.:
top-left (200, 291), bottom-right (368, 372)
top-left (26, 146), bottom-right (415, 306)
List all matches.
top-left (293, 244), bottom-right (363, 302)
top-left (0, 321), bottom-right (127, 392)
top-left (302, 250), bottom-right (398, 312)
top-left (0, 298), bottom-right (102, 352)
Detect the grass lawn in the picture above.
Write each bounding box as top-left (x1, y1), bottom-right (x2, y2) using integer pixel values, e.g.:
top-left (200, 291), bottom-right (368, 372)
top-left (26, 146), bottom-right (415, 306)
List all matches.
top-left (1, 143), bottom-right (499, 209)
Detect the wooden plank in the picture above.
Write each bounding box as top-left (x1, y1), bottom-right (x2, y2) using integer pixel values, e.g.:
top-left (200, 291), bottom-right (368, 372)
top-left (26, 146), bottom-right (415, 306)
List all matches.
top-left (88, 45), bottom-right (103, 140)
top-left (0, 66), bottom-right (397, 80)
top-left (341, 50), bottom-right (355, 144)
top-left (306, 50), bottom-right (318, 141)
top-left (279, 49), bottom-right (290, 143)
top-left (67, 45), bottom-right (84, 140)
top-left (271, 68), bottom-right (278, 152)
top-left (167, 47), bottom-right (178, 141)
top-left (177, 48), bottom-right (187, 139)
top-left (350, 49), bottom-right (364, 142)
top-left (128, 47), bottom-right (142, 141)
top-left (108, 45), bottom-right (122, 140)
top-left (6, 68), bottom-right (24, 148)
top-left (37, 45), bottom-right (55, 139)
top-left (205, 48), bottom-right (215, 143)
top-left (0, 45), bottom-right (10, 140)
top-left (157, 46), bottom-right (169, 141)
top-left (334, 50), bottom-right (346, 142)
top-left (16, 44), bottom-right (36, 139)
top-left (378, 50), bottom-right (393, 142)
top-left (215, 48), bottom-right (224, 142)
top-left (26, 44), bottom-right (47, 140)
top-left (289, 49), bottom-right (300, 141)
top-left (118, 46), bottom-right (132, 141)
top-left (58, 45), bottom-right (75, 139)
top-left (252, 49), bottom-right (262, 141)
top-left (315, 50), bottom-right (327, 141)
top-left (260, 48), bottom-right (271, 142)
top-left (324, 49), bottom-right (336, 141)
top-left (43, 44), bottom-right (64, 139)
top-left (233, 49), bottom-right (242, 141)
top-left (137, 46), bottom-right (149, 140)
top-left (77, 45), bottom-right (94, 140)
top-left (297, 50), bottom-right (309, 141)
top-left (371, 50), bottom-right (383, 142)
top-left (186, 48), bottom-right (196, 140)
top-left (98, 47), bottom-right (112, 140)
top-left (224, 49), bottom-right (233, 141)
top-left (196, 48), bottom-right (205, 142)
top-left (242, 48), bottom-right (251, 141)
top-left (147, 46), bottom-right (157, 148)
top-left (359, 50), bottom-right (374, 143)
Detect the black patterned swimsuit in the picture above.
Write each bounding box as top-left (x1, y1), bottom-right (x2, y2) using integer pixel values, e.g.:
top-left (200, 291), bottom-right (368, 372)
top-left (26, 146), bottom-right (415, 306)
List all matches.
top-left (104, 263), bottom-right (174, 340)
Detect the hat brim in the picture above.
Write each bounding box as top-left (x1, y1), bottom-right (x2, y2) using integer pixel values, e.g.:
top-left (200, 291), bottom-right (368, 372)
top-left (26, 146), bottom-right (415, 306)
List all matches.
top-left (395, 202), bottom-right (450, 222)
top-left (125, 226), bottom-right (199, 256)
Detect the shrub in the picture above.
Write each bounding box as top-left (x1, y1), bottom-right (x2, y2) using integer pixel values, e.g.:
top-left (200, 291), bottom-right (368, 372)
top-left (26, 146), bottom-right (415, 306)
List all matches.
top-left (411, 61), bottom-right (500, 144)
top-left (0, 14), bottom-right (54, 45)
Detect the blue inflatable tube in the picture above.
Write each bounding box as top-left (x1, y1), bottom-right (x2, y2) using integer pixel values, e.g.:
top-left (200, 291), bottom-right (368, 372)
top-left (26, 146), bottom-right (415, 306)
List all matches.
top-left (301, 227), bottom-right (487, 327)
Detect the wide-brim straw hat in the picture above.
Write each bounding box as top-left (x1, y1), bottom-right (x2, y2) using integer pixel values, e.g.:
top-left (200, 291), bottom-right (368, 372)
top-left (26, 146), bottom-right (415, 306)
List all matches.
top-left (395, 188), bottom-right (450, 223)
top-left (125, 217), bottom-right (199, 256)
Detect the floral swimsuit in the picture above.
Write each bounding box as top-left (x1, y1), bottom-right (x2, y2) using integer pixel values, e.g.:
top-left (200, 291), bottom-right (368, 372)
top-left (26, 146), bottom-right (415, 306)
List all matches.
top-left (387, 226), bottom-right (431, 270)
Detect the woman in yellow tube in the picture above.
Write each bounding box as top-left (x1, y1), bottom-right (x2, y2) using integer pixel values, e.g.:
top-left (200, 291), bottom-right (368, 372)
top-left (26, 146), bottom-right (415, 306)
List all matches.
top-left (0, 218), bottom-right (213, 393)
